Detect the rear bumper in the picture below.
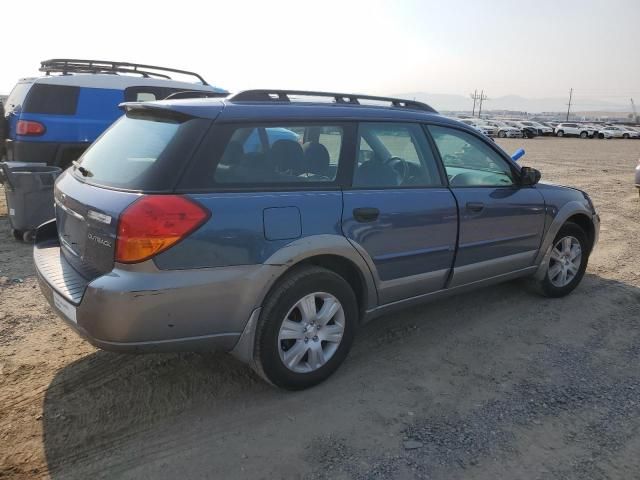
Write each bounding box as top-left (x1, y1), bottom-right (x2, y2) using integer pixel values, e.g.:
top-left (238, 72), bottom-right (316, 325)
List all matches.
top-left (34, 236), bottom-right (281, 354)
top-left (5, 139), bottom-right (89, 167)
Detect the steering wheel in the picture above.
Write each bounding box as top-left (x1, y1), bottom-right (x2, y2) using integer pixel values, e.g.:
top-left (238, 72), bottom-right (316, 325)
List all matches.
top-left (384, 156), bottom-right (409, 182)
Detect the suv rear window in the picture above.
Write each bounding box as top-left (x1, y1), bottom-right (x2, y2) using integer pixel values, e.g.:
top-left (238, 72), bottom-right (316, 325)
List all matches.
top-left (74, 110), bottom-right (211, 191)
top-left (22, 84), bottom-right (80, 115)
top-left (4, 82), bottom-right (32, 114)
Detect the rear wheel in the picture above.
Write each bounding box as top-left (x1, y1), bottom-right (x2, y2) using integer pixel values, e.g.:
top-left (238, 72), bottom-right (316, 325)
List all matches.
top-left (536, 222), bottom-right (589, 298)
top-left (556, 130), bottom-right (564, 137)
top-left (253, 266), bottom-right (358, 390)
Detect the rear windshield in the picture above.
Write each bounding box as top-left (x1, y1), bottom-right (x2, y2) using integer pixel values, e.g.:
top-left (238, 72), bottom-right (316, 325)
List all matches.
top-left (4, 82), bottom-right (32, 114)
top-left (74, 110), bottom-right (210, 191)
top-left (23, 84), bottom-right (80, 115)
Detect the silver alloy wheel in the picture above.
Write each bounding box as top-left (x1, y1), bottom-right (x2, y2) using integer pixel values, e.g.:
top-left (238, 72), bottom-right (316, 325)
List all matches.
top-left (548, 236), bottom-right (582, 287)
top-left (277, 292), bottom-right (345, 373)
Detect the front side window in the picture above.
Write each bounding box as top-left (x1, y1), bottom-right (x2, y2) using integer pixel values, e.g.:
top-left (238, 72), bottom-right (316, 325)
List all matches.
top-left (429, 125), bottom-right (515, 187)
top-left (212, 124), bottom-right (343, 184)
top-left (353, 122), bottom-right (442, 188)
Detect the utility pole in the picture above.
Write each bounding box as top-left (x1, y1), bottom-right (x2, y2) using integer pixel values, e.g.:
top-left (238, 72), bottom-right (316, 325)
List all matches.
top-left (566, 88), bottom-right (573, 121)
top-left (631, 98), bottom-right (638, 123)
top-left (470, 89), bottom-right (478, 116)
top-left (477, 90), bottom-right (488, 118)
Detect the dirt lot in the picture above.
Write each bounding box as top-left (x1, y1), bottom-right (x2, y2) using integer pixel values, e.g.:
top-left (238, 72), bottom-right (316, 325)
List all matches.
top-left (1, 137), bottom-right (639, 480)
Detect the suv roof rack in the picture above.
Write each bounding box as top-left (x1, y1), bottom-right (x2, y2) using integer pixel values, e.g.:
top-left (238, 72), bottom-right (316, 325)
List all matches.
top-left (163, 90), bottom-right (228, 100)
top-left (227, 89), bottom-right (437, 113)
top-left (40, 59), bottom-right (209, 85)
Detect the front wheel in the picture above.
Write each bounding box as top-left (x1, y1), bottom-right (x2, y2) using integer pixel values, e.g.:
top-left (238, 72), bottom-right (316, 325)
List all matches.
top-left (498, 130), bottom-right (506, 138)
top-left (536, 222), bottom-right (589, 297)
top-left (580, 131), bottom-right (588, 139)
top-left (253, 266), bottom-right (358, 390)
top-left (623, 133), bottom-right (630, 139)
top-left (556, 130), bottom-right (564, 137)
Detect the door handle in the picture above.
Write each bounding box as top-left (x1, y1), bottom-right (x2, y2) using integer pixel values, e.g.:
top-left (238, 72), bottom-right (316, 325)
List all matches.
top-left (353, 207), bottom-right (380, 223)
top-left (466, 202), bottom-right (485, 212)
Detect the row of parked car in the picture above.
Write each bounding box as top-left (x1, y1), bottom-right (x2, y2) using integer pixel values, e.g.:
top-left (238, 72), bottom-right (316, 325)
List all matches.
top-left (452, 117), bottom-right (640, 140)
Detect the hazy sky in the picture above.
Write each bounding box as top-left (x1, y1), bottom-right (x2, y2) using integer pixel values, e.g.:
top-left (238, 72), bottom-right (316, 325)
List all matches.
top-left (3, 0), bottom-right (639, 104)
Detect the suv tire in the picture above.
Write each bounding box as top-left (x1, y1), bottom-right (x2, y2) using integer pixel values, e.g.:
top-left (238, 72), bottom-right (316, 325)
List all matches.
top-left (253, 265), bottom-right (358, 390)
top-left (580, 131), bottom-right (588, 139)
top-left (556, 130), bottom-right (564, 137)
top-left (536, 222), bottom-right (589, 298)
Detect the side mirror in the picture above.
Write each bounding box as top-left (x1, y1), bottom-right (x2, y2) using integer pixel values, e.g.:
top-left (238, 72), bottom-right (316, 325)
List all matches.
top-left (511, 148), bottom-right (525, 162)
top-left (520, 166), bottom-right (541, 186)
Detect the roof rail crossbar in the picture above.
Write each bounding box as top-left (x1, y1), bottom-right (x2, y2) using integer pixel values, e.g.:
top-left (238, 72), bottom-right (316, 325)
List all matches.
top-left (227, 89), bottom-right (437, 113)
top-left (39, 59), bottom-right (209, 85)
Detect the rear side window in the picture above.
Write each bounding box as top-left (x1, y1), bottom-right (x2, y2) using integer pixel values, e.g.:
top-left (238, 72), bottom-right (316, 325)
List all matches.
top-left (22, 84), bottom-right (79, 115)
top-left (183, 124), bottom-right (345, 188)
top-left (74, 111), bottom-right (211, 191)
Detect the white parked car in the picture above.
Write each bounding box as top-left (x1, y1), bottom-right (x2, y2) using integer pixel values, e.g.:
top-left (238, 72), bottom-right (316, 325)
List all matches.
top-left (598, 126), bottom-right (640, 139)
top-left (457, 118), bottom-right (495, 137)
top-left (520, 121), bottom-right (554, 136)
top-left (484, 120), bottom-right (523, 138)
top-left (554, 123), bottom-right (593, 138)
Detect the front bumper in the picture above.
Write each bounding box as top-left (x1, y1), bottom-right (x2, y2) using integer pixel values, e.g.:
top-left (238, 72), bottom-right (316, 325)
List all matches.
top-left (34, 237), bottom-right (280, 353)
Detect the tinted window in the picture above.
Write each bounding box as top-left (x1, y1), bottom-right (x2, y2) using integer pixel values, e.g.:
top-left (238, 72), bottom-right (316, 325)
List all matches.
top-left (429, 125), bottom-right (514, 187)
top-left (210, 124), bottom-right (343, 185)
top-left (353, 123), bottom-right (442, 188)
top-left (74, 111), bottom-right (210, 191)
top-left (22, 84), bottom-right (79, 115)
top-left (124, 86), bottom-right (197, 102)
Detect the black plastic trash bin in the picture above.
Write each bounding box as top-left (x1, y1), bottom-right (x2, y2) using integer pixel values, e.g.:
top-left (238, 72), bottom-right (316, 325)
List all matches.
top-left (0, 162), bottom-right (62, 242)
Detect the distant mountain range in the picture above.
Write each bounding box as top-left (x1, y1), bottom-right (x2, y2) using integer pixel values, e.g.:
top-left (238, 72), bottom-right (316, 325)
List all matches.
top-left (394, 92), bottom-right (633, 114)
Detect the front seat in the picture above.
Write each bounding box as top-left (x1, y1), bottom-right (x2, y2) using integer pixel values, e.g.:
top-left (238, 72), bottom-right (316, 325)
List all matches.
top-left (354, 155), bottom-right (401, 187)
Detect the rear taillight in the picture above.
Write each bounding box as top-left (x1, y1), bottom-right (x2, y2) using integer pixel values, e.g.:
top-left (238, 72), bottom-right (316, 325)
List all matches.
top-left (16, 120), bottom-right (45, 136)
top-left (115, 195), bottom-right (210, 264)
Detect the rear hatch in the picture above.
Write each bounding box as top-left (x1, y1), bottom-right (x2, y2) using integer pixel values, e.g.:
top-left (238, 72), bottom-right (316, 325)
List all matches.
top-left (3, 79), bottom-right (34, 149)
top-left (54, 107), bottom-right (213, 277)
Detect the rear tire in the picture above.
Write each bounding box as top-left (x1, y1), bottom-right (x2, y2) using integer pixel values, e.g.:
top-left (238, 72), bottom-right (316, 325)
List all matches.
top-left (253, 266), bottom-right (358, 390)
top-left (536, 222), bottom-right (589, 298)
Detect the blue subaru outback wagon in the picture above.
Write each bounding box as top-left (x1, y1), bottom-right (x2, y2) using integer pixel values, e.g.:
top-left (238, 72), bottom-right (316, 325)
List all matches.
top-left (34, 90), bottom-right (600, 389)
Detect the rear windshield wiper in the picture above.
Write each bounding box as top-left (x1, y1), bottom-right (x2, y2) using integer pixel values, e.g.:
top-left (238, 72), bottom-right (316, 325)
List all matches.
top-left (72, 160), bottom-right (93, 177)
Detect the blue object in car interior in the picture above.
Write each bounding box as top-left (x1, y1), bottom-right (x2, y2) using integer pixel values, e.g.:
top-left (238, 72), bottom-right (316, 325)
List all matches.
top-left (511, 148), bottom-right (525, 162)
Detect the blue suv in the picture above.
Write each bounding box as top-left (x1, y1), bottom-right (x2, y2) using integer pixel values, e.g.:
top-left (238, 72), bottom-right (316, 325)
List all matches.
top-left (1, 59), bottom-right (226, 167)
top-left (34, 90), bottom-right (600, 389)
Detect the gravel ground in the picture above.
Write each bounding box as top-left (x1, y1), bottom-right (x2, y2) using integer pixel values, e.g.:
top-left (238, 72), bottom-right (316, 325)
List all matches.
top-left (0, 137), bottom-right (639, 479)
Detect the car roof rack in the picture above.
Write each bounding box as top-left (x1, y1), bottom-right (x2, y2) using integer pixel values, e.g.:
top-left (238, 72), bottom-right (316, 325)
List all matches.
top-left (40, 59), bottom-right (209, 85)
top-left (163, 90), bottom-right (228, 100)
top-left (227, 89), bottom-right (437, 113)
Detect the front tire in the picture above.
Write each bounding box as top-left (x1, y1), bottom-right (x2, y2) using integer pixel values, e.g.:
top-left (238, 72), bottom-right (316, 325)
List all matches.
top-left (537, 222), bottom-right (589, 298)
top-left (253, 266), bottom-right (358, 390)
top-left (623, 133), bottom-right (630, 139)
top-left (556, 130), bottom-right (564, 137)
top-left (580, 131), bottom-right (588, 139)
top-left (498, 130), bottom-right (506, 138)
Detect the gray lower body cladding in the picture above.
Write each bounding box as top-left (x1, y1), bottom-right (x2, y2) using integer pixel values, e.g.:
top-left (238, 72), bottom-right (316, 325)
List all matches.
top-left (35, 240), bottom-right (284, 353)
